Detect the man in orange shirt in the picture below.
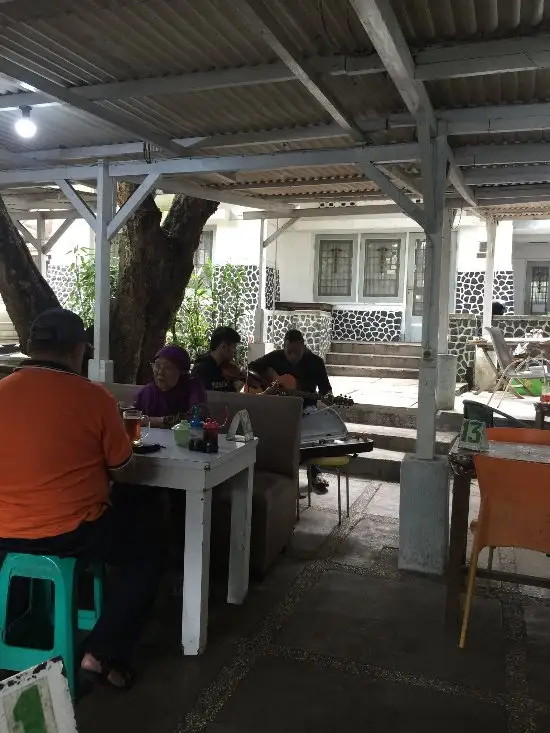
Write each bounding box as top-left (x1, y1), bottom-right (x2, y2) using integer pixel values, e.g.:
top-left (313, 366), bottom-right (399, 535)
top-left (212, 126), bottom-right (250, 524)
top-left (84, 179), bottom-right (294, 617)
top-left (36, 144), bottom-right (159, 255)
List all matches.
top-left (0, 308), bottom-right (159, 689)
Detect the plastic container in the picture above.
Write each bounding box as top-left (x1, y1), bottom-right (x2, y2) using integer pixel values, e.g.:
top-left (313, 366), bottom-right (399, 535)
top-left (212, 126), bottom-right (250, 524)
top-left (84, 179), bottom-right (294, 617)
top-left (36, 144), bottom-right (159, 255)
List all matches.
top-left (172, 420), bottom-right (190, 447)
top-left (189, 407), bottom-right (204, 451)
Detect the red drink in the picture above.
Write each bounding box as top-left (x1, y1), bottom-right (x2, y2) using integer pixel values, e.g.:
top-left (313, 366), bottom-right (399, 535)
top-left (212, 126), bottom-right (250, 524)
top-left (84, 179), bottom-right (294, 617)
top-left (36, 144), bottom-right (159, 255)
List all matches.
top-left (541, 393), bottom-right (550, 403)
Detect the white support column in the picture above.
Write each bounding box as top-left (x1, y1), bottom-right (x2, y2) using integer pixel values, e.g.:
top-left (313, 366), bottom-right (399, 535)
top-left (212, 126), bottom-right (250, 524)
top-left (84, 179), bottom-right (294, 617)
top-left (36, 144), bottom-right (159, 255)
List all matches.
top-left (482, 220), bottom-right (498, 331)
top-left (88, 162), bottom-right (115, 383)
top-left (35, 213), bottom-right (47, 277)
top-left (399, 131), bottom-right (450, 576)
top-left (249, 220), bottom-right (272, 361)
top-left (436, 208), bottom-right (458, 410)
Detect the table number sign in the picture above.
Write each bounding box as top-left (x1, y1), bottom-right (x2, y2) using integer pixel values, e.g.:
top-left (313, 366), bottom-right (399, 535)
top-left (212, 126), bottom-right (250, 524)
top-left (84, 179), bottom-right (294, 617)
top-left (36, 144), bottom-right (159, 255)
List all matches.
top-left (0, 658), bottom-right (77, 733)
top-left (458, 419), bottom-right (489, 452)
top-left (226, 409), bottom-right (254, 443)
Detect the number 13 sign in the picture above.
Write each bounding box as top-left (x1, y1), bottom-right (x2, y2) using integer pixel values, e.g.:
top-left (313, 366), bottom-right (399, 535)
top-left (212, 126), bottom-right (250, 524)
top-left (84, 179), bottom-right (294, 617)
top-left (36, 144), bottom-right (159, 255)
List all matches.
top-left (459, 419), bottom-right (489, 452)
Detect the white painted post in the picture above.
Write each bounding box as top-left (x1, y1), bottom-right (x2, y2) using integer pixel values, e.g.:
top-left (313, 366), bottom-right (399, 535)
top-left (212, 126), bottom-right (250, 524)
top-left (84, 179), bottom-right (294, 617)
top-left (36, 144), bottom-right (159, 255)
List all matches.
top-left (482, 219), bottom-right (497, 331)
top-left (35, 212), bottom-right (47, 277)
top-left (89, 162), bottom-right (115, 383)
top-left (437, 209), bottom-right (453, 355)
top-left (416, 136), bottom-right (448, 460)
top-left (250, 219), bottom-right (271, 361)
top-left (399, 131), bottom-right (450, 576)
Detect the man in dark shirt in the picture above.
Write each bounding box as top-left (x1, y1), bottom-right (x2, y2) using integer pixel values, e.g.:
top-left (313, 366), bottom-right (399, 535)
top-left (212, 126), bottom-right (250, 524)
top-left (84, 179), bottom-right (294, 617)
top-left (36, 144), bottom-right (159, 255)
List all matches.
top-left (192, 326), bottom-right (242, 391)
top-left (249, 329), bottom-right (333, 493)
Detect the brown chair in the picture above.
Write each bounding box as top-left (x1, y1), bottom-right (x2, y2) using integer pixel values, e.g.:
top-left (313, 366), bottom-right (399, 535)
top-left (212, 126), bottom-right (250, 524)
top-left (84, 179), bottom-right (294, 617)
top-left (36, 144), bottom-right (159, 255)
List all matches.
top-left (207, 391), bottom-right (302, 577)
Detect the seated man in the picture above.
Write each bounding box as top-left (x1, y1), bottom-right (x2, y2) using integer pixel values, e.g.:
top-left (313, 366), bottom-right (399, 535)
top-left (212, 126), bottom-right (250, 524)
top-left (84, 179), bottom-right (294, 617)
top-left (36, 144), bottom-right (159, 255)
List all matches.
top-left (249, 329), bottom-right (333, 493)
top-left (0, 308), bottom-right (160, 690)
top-left (191, 326), bottom-right (242, 391)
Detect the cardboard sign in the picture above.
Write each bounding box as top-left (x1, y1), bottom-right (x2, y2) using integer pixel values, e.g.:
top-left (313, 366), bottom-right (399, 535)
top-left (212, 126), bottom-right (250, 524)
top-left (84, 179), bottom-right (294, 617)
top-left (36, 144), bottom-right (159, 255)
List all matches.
top-left (458, 419), bottom-right (489, 452)
top-left (226, 409), bottom-right (255, 443)
top-left (0, 658), bottom-right (77, 733)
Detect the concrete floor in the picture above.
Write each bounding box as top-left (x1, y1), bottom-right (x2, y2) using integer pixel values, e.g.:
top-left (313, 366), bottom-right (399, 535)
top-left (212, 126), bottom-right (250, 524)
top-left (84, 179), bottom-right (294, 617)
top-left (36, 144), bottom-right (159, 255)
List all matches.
top-left (76, 472), bottom-right (550, 733)
top-left (331, 374), bottom-right (543, 422)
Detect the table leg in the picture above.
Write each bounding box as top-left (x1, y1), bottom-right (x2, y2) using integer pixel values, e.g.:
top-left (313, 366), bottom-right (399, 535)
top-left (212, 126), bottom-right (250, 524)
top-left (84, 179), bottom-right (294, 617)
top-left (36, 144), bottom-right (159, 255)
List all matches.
top-left (228, 465), bottom-right (253, 605)
top-left (446, 473), bottom-right (472, 630)
top-left (182, 490), bottom-right (212, 655)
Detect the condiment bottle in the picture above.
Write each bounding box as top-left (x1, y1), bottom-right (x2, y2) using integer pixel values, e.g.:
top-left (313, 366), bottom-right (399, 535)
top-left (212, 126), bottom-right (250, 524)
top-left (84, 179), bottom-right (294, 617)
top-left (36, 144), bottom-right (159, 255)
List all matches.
top-left (189, 407), bottom-right (204, 451)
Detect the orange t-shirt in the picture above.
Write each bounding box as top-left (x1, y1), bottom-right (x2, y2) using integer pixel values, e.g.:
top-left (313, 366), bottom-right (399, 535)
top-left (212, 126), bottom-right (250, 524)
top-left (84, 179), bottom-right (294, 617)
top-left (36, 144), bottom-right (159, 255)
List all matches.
top-left (0, 364), bottom-right (133, 539)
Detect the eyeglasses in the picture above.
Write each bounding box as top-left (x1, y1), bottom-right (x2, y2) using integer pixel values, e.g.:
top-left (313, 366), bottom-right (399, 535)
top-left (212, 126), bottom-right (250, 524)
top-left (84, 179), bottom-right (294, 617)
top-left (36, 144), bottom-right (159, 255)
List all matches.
top-left (150, 361), bottom-right (178, 375)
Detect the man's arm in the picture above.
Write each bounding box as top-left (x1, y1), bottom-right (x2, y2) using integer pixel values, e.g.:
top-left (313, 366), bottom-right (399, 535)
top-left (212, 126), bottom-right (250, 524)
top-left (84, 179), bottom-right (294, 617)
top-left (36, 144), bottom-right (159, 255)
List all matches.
top-left (315, 356), bottom-right (333, 397)
top-left (248, 353), bottom-right (277, 382)
top-left (97, 387), bottom-right (134, 480)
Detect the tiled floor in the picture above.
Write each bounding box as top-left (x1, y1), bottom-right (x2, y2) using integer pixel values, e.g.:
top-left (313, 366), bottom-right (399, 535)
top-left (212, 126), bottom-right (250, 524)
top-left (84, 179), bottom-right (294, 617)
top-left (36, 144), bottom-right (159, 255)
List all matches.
top-left (74, 473), bottom-right (550, 733)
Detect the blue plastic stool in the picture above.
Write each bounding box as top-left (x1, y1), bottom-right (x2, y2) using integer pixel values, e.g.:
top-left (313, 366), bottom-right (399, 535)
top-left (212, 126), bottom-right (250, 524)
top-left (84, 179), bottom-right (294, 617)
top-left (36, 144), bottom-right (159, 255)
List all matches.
top-left (0, 554), bottom-right (103, 696)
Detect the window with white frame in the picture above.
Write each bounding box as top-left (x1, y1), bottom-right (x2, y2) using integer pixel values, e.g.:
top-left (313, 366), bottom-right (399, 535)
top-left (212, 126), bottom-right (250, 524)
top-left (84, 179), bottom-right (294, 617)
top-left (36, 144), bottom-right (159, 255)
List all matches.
top-left (362, 238), bottom-right (401, 297)
top-left (316, 237), bottom-right (354, 297)
top-left (194, 229), bottom-right (214, 267)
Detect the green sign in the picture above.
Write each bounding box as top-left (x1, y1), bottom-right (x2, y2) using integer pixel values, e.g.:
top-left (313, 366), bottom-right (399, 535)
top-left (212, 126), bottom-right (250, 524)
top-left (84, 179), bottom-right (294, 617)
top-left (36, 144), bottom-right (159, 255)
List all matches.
top-left (459, 419), bottom-right (489, 452)
top-left (13, 685), bottom-right (48, 733)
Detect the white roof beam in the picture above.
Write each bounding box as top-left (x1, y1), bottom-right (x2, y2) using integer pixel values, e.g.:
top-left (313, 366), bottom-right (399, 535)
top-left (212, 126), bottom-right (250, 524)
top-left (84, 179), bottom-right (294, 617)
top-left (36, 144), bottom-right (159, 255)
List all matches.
top-left (109, 143), bottom-right (419, 178)
top-left (55, 179), bottom-right (97, 229)
top-left (0, 143), bottom-right (419, 186)
top-left (243, 204), bottom-right (404, 220)
top-left (475, 184), bottom-right (550, 200)
top-left (0, 59), bottom-right (188, 157)
top-left (235, 0), bottom-right (364, 141)
top-left (355, 161), bottom-right (424, 226)
top-left (0, 55), bottom-right (385, 111)
top-left (464, 166), bottom-right (550, 186)
top-left (416, 34), bottom-right (550, 81)
top-left (43, 213), bottom-right (79, 254)
top-left (455, 143), bottom-right (550, 167)
top-left (349, 0), bottom-right (476, 209)
top-left (262, 218), bottom-right (298, 247)
top-left (107, 173), bottom-right (161, 240)
top-left (14, 221), bottom-right (37, 247)
top-left (377, 165), bottom-right (424, 198)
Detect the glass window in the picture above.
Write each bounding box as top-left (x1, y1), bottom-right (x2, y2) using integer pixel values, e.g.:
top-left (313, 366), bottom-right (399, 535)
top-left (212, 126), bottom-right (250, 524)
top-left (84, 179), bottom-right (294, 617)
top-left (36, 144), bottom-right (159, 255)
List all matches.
top-left (194, 230), bottom-right (213, 267)
top-left (317, 239), bottom-right (353, 297)
top-left (363, 239), bottom-right (401, 297)
top-left (527, 264), bottom-right (550, 314)
top-left (412, 239), bottom-right (426, 316)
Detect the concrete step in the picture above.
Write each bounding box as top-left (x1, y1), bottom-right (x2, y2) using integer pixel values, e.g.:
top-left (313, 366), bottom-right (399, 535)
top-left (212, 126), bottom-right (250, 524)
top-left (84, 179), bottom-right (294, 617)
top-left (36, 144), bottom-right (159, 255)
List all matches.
top-left (327, 364), bottom-right (420, 379)
top-left (331, 341), bottom-right (422, 356)
top-left (350, 448), bottom-right (404, 482)
top-left (326, 352), bottom-right (421, 369)
top-left (336, 403), bottom-right (463, 432)
top-left (346, 422), bottom-right (455, 455)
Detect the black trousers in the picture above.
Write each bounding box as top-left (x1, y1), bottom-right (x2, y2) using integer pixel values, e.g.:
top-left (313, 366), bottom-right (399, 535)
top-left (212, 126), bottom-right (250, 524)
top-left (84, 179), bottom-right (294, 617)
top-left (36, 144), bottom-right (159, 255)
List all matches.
top-left (0, 490), bottom-right (162, 663)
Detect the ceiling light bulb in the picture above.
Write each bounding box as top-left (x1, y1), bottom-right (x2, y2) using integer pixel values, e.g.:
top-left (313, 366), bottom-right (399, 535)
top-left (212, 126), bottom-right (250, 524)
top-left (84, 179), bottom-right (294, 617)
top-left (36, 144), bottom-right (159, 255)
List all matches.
top-left (14, 106), bottom-right (36, 138)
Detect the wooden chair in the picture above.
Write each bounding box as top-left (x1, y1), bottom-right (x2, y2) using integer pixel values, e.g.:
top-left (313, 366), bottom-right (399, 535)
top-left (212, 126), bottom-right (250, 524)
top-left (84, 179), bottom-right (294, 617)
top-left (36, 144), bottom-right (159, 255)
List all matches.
top-left (459, 454), bottom-right (550, 649)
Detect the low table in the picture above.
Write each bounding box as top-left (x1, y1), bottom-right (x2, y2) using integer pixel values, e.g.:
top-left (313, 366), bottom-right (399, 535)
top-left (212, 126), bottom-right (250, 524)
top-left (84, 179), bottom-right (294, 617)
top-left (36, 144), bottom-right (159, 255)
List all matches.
top-left (300, 436), bottom-right (374, 461)
top-left (446, 440), bottom-right (550, 629)
top-left (126, 428), bottom-right (258, 655)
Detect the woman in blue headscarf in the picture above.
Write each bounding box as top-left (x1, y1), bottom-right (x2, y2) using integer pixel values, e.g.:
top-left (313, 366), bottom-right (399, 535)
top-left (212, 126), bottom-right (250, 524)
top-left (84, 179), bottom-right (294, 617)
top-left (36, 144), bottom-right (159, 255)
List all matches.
top-left (134, 345), bottom-right (205, 426)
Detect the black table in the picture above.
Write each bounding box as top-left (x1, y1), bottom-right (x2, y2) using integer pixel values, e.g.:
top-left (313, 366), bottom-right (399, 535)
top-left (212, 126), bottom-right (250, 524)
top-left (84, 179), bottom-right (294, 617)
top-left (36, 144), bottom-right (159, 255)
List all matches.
top-left (299, 436), bottom-right (374, 461)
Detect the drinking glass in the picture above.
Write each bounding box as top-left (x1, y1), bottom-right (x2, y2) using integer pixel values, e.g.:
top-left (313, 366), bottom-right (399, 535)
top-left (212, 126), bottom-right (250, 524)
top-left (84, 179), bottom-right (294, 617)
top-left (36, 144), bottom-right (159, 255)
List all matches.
top-left (541, 385), bottom-right (550, 404)
top-left (123, 408), bottom-right (150, 444)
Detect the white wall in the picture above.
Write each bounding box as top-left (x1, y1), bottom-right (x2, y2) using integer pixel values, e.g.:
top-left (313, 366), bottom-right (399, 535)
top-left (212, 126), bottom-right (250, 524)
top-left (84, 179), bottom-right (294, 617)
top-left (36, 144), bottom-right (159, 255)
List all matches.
top-left (47, 218), bottom-right (93, 263)
top-left (512, 221), bottom-right (550, 312)
top-left (456, 220), bottom-right (513, 272)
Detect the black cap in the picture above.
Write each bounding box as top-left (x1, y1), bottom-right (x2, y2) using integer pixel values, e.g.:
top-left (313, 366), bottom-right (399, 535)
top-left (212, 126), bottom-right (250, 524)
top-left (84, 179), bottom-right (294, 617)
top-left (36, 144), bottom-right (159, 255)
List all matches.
top-left (29, 308), bottom-right (88, 347)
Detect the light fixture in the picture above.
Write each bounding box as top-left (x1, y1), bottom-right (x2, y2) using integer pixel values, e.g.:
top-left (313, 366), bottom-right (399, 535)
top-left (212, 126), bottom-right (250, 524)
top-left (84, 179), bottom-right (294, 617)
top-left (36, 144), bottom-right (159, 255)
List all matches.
top-left (14, 106), bottom-right (37, 139)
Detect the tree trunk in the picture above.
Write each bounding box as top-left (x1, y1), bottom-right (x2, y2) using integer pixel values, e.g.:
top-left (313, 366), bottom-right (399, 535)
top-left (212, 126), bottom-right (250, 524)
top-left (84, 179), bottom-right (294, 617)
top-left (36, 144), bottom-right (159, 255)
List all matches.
top-left (0, 197), bottom-right (59, 350)
top-left (111, 188), bottom-right (218, 383)
top-left (0, 185), bottom-right (217, 378)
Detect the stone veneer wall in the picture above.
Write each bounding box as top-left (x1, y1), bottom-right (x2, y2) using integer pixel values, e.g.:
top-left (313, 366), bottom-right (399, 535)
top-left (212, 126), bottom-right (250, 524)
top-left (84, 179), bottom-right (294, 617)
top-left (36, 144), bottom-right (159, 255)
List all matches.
top-left (331, 309), bottom-right (402, 342)
top-left (455, 270), bottom-right (514, 314)
top-left (268, 310), bottom-right (332, 360)
top-left (449, 314), bottom-right (550, 381)
top-left (47, 261), bottom-right (281, 342)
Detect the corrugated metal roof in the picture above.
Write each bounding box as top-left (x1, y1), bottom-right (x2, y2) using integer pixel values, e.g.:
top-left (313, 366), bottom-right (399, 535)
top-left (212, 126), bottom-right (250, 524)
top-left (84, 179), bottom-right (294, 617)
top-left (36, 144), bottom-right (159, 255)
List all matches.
top-left (0, 0), bottom-right (544, 211)
top-left (391, 0), bottom-right (550, 46)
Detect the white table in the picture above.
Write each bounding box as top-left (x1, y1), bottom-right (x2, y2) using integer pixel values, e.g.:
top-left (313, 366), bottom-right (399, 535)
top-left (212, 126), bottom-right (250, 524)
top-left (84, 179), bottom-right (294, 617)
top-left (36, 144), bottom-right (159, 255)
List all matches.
top-left (125, 428), bottom-right (257, 655)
